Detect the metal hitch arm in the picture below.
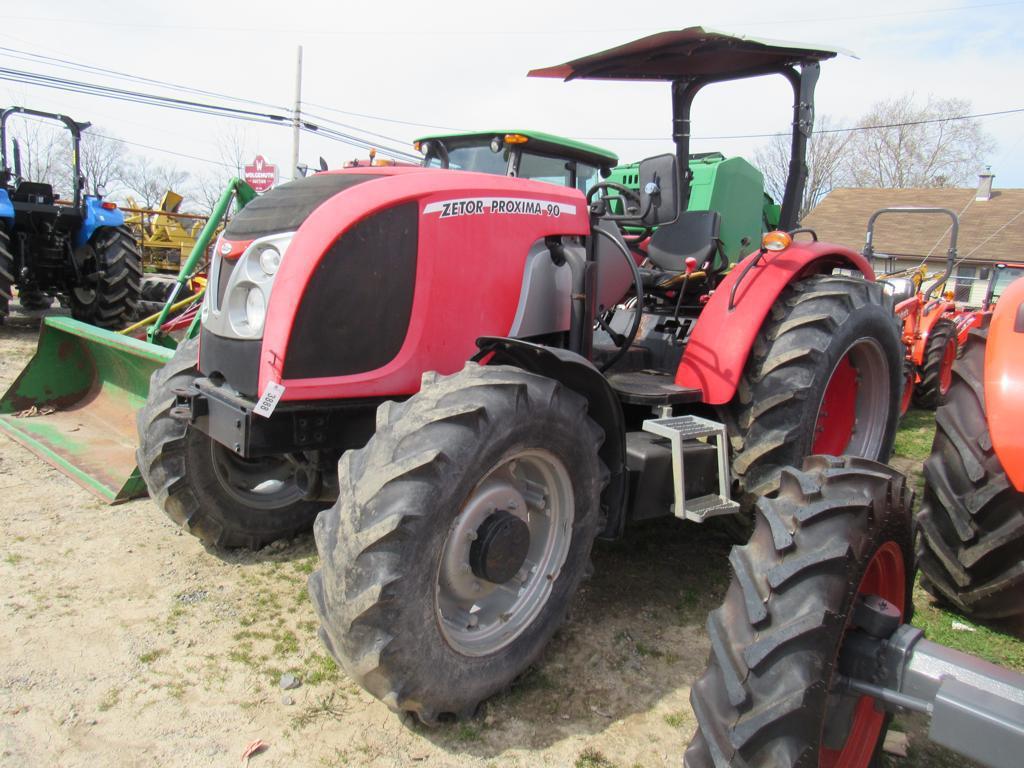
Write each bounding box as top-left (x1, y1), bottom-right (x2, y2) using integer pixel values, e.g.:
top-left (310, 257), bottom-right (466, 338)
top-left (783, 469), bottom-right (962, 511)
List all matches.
top-left (839, 598), bottom-right (1024, 768)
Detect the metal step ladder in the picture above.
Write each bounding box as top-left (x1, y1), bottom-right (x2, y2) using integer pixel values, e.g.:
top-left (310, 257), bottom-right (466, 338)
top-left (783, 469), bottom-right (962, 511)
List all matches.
top-left (641, 415), bottom-right (740, 523)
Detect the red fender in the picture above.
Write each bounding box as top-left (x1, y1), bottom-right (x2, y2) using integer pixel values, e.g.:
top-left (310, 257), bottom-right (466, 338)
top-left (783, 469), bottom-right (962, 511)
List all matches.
top-left (675, 241), bottom-right (875, 404)
top-left (984, 275), bottom-right (1024, 490)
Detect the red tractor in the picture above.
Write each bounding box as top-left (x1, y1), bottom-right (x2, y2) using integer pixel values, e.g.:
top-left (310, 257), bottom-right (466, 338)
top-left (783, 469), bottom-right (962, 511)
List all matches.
top-left (138, 28), bottom-right (903, 721)
top-left (687, 276), bottom-right (1024, 768)
top-left (867, 207), bottom-right (962, 412)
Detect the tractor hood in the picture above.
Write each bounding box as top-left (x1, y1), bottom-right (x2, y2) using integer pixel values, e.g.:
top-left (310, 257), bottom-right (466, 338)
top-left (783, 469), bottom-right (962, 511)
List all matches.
top-left (528, 26), bottom-right (851, 82)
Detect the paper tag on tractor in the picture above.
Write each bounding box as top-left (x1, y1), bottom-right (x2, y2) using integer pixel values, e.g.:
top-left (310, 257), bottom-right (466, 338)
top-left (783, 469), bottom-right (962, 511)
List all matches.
top-left (254, 381), bottom-right (286, 418)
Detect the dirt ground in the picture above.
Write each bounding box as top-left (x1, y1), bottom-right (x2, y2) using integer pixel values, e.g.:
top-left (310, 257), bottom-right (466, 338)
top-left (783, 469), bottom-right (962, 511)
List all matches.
top-left (0, 309), bottom-right (990, 768)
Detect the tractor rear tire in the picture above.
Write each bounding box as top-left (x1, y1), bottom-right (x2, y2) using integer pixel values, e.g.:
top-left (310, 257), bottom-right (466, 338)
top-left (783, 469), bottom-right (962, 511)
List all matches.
top-left (685, 456), bottom-right (914, 768)
top-left (0, 228), bottom-right (13, 324)
top-left (917, 328), bottom-right (1024, 620)
top-left (70, 225), bottom-right (143, 329)
top-left (136, 336), bottom-right (327, 550)
top-left (726, 275), bottom-right (902, 512)
top-left (309, 364), bottom-right (605, 725)
top-left (913, 318), bottom-right (957, 409)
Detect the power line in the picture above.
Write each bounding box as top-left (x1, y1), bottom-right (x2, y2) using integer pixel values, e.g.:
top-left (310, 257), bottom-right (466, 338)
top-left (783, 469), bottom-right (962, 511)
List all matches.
top-left (577, 108), bottom-right (1024, 143)
top-left (0, 45), bottom-right (286, 112)
top-left (304, 101), bottom-right (465, 133)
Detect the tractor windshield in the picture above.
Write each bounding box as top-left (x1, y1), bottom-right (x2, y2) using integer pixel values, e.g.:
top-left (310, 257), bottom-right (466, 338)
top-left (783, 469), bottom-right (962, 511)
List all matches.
top-left (517, 151), bottom-right (601, 193)
top-left (423, 141), bottom-right (509, 175)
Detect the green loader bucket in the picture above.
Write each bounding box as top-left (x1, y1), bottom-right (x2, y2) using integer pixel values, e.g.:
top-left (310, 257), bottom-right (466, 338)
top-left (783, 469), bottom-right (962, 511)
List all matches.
top-left (0, 316), bottom-right (174, 503)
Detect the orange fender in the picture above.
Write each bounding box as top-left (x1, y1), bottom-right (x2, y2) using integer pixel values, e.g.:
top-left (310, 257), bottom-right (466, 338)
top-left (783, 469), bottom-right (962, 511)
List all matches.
top-left (984, 276), bottom-right (1024, 490)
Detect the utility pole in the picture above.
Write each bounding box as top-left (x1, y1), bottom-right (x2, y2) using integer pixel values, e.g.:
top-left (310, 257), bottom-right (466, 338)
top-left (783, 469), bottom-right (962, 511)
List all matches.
top-left (291, 45), bottom-right (303, 181)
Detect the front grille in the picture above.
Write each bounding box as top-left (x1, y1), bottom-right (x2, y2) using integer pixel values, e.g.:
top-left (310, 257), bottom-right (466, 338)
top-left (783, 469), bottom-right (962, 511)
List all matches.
top-left (283, 202), bottom-right (418, 380)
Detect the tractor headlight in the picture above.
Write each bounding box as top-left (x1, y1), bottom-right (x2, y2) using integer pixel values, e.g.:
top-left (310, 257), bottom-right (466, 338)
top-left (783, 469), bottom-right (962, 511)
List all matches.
top-left (258, 245), bottom-right (282, 276)
top-left (245, 287), bottom-right (267, 331)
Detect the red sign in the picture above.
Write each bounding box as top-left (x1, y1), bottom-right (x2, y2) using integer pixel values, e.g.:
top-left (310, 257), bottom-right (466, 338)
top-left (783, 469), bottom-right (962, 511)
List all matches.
top-left (244, 155), bottom-right (278, 193)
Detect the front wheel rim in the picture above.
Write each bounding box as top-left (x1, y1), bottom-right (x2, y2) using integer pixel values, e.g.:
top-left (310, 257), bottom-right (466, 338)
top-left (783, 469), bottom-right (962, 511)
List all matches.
top-left (436, 449), bottom-right (573, 657)
top-left (812, 338), bottom-right (891, 457)
top-left (208, 441), bottom-right (307, 510)
top-left (820, 541), bottom-right (906, 768)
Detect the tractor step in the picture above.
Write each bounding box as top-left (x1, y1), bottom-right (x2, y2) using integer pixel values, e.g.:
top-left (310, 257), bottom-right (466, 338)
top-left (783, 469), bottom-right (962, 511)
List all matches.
top-left (608, 370), bottom-right (702, 405)
top-left (642, 415), bottom-right (739, 523)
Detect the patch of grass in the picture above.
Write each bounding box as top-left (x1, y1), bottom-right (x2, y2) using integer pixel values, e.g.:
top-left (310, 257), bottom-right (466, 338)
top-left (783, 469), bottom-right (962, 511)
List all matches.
top-left (663, 711), bottom-right (687, 728)
top-left (499, 667), bottom-right (555, 705)
top-left (912, 580), bottom-right (1024, 671)
top-left (273, 630), bottom-right (299, 656)
top-left (98, 687), bottom-right (121, 712)
top-left (634, 641), bottom-right (663, 659)
top-left (575, 748), bottom-right (617, 768)
top-left (453, 723), bottom-right (482, 742)
top-left (294, 556), bottom-right (318, 575)
top-left (893, 409), bottom-right (936, 462)
top-left (4, 553), bottom-right (23, 565)
top-left (303, 652), bottom-right (339, 686)
top-left (291, 691), bottom-right (347, 729)
top-left (138, 649), bottom-right (166, 664)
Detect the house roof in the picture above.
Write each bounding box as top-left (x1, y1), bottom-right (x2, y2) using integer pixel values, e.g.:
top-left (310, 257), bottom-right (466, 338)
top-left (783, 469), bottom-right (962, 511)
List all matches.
top-left (802, 187), bottom-right (1024, 265)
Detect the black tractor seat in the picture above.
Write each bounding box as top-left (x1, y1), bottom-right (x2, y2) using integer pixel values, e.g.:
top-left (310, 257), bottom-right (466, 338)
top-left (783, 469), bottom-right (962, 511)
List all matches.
top-left (646, 210), bottom-right (721, 273)
top-left (11, 181), bottom-right (56, 206)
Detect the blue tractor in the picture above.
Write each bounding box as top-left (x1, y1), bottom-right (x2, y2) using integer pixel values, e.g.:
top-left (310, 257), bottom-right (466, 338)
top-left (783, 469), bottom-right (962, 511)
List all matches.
top-left (0, 107), bottom-right (141, 327)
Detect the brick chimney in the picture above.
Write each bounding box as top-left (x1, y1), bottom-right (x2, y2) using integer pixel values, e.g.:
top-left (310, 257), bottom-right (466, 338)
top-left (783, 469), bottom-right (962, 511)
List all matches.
top-left (976, 167), bottom-right (995, 201)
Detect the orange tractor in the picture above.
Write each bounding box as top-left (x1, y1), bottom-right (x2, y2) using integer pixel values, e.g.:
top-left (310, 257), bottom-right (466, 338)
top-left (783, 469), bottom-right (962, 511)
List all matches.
top-left (867, 207), bottom-right (963, 412)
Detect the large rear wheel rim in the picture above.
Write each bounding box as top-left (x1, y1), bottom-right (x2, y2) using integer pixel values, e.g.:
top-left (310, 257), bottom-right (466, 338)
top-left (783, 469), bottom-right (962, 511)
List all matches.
top-left (436, 449), bottom-right (573, 657)
top-left (812, 337), bottom-right (890, 457)
top-left (820, 541), bottom-right (906, 768)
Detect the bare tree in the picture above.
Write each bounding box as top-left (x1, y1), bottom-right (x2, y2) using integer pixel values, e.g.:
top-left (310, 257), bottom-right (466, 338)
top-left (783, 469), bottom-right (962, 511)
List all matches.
top-left (121, 158), bottom-right (190, 209)
top-left (754, 115), bottom-right (852, 220)
top-left (189, 125), bottom-right (254, 214)
top-left (4, 116), bottom-right (72, 193)
top-left (842, 94), bottom-right (996, 188)
top-left (77, 129), bottom-right (129, 195)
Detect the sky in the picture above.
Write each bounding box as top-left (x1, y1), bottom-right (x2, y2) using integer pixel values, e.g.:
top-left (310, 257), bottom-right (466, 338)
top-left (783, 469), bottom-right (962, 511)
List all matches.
top-left (0, 0), bottom-right (1021, 198)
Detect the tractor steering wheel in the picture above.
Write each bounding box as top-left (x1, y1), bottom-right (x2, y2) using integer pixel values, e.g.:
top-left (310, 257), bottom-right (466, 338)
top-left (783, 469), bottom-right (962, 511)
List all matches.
top-left (586, 181), bottom-right (643, 217)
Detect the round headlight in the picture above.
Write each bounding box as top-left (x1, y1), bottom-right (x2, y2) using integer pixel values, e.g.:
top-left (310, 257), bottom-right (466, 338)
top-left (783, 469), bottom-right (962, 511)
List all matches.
top-left (245, 287), bottom-right (266, 330)
top-left (258, 245), bottom-right (282, 275)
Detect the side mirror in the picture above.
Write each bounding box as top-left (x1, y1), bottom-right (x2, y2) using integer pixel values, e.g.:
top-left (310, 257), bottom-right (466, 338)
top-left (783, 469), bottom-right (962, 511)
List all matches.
top-left (638, 154), bottom-right (678, 227)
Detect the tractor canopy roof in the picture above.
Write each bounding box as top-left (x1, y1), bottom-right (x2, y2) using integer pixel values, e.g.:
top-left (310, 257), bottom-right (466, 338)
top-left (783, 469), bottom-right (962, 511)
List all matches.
top-left (415, 130), bottom-right (618, 169)
top-left (528, 26), bottom-right (850, 82)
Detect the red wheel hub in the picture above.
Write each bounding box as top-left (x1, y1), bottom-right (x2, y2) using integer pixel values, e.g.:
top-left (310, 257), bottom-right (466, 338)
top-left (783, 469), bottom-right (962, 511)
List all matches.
top-left (939, 337), bottom-right (957, 394)
top-left (813, 354), bottom-right (859, 455)
top-left (820, 541), bottom-right (906, 768)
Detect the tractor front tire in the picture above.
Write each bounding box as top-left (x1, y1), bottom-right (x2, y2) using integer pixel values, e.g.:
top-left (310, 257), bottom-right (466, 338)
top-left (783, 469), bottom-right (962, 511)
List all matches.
top-left (136, 337), bottom-right (327, 550)
top-left (727, 275), bottom-right (902, 510)
top-left (70, 225), bottom-right (143, 329)
top-left (0, 228), bottom-right (13, 323)
top-left (917, 328), bottom-right (1024, 620)
top-left (913, 318), bottom-right (957, 409)
top-left (309, 364), bottom-right (605, 725)
top-left (685, 456), bottom-right (914, 768)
